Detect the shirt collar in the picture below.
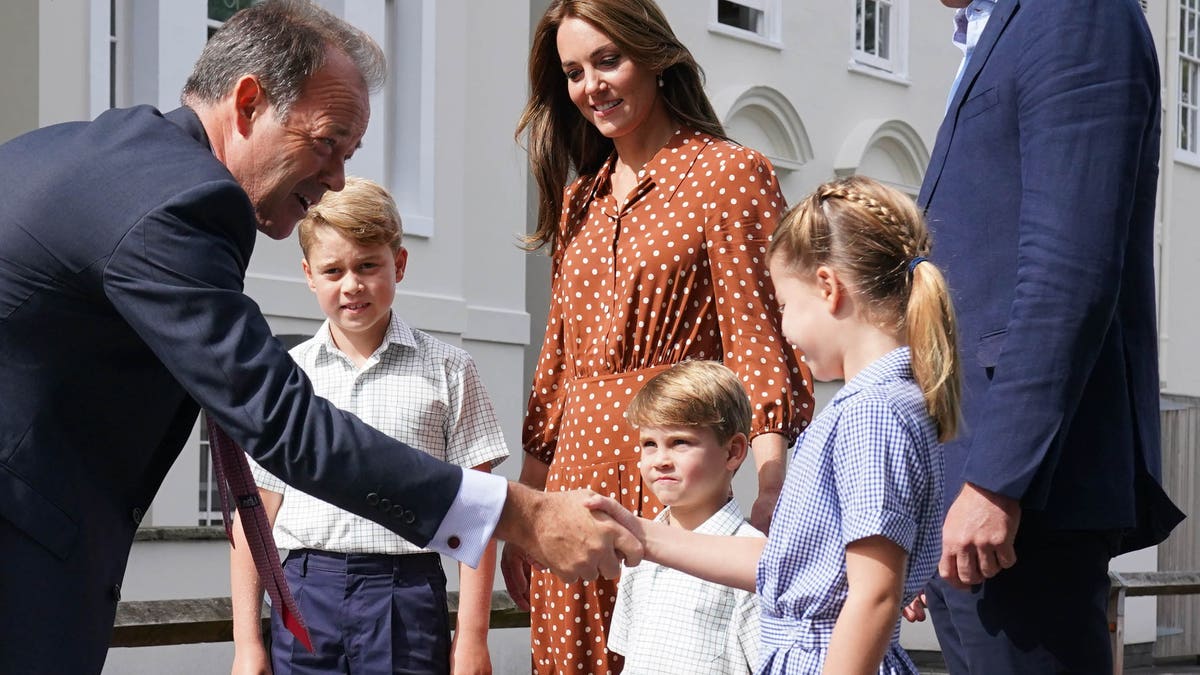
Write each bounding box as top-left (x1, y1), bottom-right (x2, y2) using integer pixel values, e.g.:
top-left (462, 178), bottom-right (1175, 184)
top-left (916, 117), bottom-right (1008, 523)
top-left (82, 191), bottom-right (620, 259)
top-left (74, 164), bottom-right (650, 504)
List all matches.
top-left (314, 311), bottom-right (418, 363)
top-left (831, 346), bottom-right (914, 405)
top-left (952, 0), bottom-right (998, 54)
top-left (164, 106), bottom-right (212, 151)
top-left (656, 497), bottom-right (753, 536)
top-left (579, 126), bottom-right (714, 212)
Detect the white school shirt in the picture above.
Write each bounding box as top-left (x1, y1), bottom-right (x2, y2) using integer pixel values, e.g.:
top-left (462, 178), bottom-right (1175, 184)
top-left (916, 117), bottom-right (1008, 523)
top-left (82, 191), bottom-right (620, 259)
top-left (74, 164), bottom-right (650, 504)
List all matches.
top-left (247, 313), bottom-right (509, 555)
top-left (608, 499), bottom-right (763, 675)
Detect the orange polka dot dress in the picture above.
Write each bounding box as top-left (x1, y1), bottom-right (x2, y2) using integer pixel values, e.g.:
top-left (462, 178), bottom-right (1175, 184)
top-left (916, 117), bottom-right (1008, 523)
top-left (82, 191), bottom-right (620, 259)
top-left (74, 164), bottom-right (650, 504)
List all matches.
top-left (523, 128), bottom-right (814, 675)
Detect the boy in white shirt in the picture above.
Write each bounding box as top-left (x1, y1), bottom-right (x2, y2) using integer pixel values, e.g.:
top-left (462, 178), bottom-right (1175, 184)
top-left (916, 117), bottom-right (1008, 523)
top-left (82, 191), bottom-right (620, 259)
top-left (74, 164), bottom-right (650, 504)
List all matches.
top-left (229, 177), bottom-right (507, 675)
top-left (608, 360), bottom-right (763, 674)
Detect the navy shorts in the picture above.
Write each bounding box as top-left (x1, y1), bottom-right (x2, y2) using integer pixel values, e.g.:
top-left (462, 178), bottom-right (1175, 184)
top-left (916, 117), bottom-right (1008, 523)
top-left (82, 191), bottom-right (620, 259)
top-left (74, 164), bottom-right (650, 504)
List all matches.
top-left (270, 549), bottom-right (451, 675)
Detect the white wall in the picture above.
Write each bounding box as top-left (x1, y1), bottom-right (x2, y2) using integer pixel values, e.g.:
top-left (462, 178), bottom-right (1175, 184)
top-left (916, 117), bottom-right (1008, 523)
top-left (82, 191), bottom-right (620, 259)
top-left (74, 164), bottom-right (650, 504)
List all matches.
top-left (5, 0), bottom-right (1193, 668)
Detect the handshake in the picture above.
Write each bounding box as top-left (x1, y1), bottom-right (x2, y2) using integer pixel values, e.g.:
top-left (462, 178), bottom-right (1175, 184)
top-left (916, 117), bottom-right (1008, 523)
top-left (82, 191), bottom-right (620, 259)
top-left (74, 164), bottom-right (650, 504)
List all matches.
top-left (493, 485), bottom-right (644, 611)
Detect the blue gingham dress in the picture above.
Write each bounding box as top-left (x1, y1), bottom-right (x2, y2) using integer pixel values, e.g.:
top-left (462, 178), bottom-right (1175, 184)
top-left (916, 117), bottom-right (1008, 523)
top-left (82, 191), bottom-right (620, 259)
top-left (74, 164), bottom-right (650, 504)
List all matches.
top-left (756, 347), bottom-right (944, 674)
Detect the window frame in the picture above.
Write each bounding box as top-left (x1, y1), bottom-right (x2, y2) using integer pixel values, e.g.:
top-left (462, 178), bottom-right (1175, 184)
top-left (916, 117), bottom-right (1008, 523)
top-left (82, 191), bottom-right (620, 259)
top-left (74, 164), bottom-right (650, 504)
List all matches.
top-left (1178, 0), bottom-right (1200, 163)
top-left (708, 0), bottom-right (783, 49)
top-left (88, 0), bottom-right (132, 117)
top-left (851, 0), bottom-right (909, 80)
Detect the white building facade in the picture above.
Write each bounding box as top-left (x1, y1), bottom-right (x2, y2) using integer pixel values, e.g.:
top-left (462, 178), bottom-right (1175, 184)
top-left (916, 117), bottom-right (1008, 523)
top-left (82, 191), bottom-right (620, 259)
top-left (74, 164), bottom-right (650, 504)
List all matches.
top-left (0, 0), bottom-right (1193, 671)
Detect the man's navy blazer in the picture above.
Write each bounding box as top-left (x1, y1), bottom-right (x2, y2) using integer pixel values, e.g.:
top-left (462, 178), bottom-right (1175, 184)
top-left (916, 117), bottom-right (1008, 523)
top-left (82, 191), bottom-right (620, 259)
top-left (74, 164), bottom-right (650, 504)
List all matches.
top-left (918, 0), bottom-right (1181, 549)
top-left (0, 106), bottom-right (463, 664)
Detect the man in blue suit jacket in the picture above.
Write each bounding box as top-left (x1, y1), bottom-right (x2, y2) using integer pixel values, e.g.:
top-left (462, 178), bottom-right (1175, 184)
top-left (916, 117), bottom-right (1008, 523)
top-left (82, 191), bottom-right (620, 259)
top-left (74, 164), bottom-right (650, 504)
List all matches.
top-left (917, 0), bottom-right (1184, 671)
top-left (0, 2), bottom-right (637, 673)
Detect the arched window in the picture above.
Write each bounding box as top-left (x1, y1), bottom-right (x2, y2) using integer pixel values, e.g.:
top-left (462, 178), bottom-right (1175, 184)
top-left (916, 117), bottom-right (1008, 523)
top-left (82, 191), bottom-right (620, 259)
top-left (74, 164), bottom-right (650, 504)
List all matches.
top-left (834, 119), bottom-right (929, 195)
top-left (718, 86), bottom-right (813, 175)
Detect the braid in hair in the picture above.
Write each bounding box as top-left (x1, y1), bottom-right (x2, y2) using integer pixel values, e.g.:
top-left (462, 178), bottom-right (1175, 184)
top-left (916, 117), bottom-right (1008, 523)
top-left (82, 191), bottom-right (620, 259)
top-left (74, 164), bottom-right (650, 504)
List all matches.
top-left (769, 175), bottom-right (961, 441)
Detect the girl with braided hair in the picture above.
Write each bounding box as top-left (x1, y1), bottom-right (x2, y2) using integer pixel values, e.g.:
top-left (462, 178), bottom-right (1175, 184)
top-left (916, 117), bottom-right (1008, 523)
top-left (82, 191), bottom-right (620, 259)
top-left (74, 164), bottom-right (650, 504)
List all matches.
top-left (592, 175), bottom-right (960, 673)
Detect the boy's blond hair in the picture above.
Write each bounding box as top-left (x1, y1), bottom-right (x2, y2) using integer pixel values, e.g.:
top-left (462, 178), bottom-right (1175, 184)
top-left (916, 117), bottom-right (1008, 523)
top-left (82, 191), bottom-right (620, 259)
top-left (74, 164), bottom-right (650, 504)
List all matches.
top-left (626, 360), bottom-right (751, 444)
top-left (297, 176), bottom-right (403, 258)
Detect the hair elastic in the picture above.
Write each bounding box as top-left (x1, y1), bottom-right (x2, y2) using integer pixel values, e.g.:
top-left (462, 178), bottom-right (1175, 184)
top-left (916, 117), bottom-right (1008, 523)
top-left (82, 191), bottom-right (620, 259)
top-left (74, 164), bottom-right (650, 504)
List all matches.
top-left (907, 256), bottom-right (927, 277)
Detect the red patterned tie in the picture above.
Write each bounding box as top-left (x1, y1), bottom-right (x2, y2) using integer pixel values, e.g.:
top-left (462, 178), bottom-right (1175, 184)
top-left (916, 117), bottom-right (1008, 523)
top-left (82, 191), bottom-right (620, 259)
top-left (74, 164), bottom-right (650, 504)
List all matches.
top-left (205, 414), bottom-right (313, 652)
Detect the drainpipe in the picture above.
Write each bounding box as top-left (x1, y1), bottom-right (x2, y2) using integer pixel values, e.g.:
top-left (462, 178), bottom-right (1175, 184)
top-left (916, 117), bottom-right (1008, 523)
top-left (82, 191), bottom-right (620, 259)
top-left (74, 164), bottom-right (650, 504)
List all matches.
top-left (1158, 2), bottom-right (1176, 394)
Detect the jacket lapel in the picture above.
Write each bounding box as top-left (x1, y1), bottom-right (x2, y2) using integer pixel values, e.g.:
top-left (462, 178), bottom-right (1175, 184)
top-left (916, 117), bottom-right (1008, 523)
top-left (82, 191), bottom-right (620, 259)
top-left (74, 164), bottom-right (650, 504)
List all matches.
top-left (919, 0), bottom-right (1020, 207)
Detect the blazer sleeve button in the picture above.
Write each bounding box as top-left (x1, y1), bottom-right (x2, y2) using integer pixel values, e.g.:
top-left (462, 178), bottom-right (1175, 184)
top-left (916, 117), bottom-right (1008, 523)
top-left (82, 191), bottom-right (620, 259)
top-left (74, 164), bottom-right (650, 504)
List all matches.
top-left (366, 492), bottom-right (380, 506)
top-left (378, 498), bottom-right (391, 511)
top-left (403, 511), bottom-right (416, 524)
top-left (390, 504), bottom-right (405, 518)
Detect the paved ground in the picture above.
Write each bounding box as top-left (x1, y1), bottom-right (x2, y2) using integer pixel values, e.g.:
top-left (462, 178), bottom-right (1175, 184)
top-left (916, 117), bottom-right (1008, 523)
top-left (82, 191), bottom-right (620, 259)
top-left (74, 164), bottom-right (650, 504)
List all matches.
top-left (916, 662), bottom-right (1200, 667)
top-left (912, 652), bottom-right (1200, 674)
top-left (1125, 663), bottom-right (1200, 674)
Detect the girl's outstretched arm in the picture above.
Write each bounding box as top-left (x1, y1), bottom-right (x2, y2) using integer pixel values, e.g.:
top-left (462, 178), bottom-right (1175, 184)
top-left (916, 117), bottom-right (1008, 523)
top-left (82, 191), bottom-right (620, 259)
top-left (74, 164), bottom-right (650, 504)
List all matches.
top-left (587, 495), bottom-right (764, 592)
top-left (823, 535), bottom-right (907, 674)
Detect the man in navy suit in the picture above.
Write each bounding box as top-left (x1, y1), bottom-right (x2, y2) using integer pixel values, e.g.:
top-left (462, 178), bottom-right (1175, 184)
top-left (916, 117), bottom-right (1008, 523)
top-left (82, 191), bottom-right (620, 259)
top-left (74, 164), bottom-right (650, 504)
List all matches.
top-left (915, 0), bottom-right (1185, 672)
top-left (0, 2), bottom-right (638, 673)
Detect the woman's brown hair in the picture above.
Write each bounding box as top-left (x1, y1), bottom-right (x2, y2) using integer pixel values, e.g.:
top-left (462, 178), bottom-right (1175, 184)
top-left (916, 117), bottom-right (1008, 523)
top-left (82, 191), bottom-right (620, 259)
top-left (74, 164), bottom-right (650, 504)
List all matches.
top-left (516, 0), bottom-right (726, 254)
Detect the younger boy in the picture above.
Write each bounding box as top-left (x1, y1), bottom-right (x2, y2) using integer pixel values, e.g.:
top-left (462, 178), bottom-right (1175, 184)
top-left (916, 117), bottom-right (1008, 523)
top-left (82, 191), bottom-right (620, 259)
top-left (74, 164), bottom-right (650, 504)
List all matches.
top-left (607, 360), bottom-right (764, 674)
top-left (229, 177), bottom-right (508, 675)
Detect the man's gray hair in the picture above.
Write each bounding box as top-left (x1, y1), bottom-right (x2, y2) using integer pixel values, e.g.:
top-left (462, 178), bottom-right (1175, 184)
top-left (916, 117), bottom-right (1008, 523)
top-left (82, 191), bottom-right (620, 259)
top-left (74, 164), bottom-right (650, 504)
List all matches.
top-left (181, 0), bottom-right (385, 119)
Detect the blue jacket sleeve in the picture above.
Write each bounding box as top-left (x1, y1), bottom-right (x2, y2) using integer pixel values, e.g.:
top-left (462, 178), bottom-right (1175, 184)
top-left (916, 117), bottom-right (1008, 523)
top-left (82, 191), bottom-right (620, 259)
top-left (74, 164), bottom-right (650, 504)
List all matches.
top-left (961, 2), bottom-right (1159, 499)
top-left (102, 179), bottom-right (463, 547)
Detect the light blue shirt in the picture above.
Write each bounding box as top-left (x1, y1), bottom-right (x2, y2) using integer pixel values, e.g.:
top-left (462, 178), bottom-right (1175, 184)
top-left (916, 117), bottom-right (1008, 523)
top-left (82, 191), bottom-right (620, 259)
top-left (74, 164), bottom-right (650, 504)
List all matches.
top-left (947, 0), bottom-right (998, 110)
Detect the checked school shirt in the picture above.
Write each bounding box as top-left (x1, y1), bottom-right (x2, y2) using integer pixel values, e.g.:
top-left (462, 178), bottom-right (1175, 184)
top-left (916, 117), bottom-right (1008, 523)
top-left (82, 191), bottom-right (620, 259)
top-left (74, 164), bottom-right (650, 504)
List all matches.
top-left (247, 312), bottom-right (509, 555)
top-left (755, 347), bottom-right (944, 674)
top-left (609, 498), bottom-right (763, 674)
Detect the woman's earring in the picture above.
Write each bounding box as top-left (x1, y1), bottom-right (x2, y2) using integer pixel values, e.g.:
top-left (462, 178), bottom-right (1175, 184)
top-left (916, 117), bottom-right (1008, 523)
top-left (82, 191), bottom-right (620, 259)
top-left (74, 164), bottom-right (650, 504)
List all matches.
top-left (657, 74), bottom-right (664, 88)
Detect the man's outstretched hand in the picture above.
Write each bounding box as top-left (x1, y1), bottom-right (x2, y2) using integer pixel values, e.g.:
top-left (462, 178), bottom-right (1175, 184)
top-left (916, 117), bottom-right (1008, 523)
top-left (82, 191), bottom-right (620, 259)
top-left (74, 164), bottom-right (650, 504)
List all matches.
top-left (494, 484), bottom-right (643, 586)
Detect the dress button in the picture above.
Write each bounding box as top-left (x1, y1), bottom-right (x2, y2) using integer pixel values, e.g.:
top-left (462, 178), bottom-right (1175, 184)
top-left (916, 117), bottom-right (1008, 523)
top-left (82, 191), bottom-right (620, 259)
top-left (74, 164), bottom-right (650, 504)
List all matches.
top-left (379, 498), bottom-right (391, 511)
top-left (366, 492), bottom-right (380, 506)
top-left (447, 536), bottom-right (460, 550)
top-left (131, 507), bottom-right (143, 525)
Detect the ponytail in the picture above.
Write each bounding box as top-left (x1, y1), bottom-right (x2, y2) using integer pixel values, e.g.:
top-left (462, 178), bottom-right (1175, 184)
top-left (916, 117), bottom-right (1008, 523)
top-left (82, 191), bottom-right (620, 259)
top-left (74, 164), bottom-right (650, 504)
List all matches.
top-left (907, 260), bottom-right (961, 442)
top-left (771, 175), bottom-right (962, 442)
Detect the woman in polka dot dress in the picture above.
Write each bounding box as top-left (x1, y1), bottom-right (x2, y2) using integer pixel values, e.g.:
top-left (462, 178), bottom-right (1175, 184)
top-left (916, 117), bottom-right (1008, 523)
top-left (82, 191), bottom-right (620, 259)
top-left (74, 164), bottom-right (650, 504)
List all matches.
top-left (500, 1), bottom-right (814, 673)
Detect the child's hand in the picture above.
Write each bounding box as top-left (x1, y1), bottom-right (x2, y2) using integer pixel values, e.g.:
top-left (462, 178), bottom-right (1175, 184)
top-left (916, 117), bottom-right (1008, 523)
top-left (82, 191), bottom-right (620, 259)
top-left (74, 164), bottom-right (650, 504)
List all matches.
top-left (496, 487), bottom-right (641, 586)
top-left (901, 592), bottom-right (928, 622)
top-left (500, 542), bottom-right (535, 610)
top-left (230, 644), bottom-right (272, 675)
top-left (450, 632), bottom-right (492, 675)
top-left (583, 493), bottom-right (646, 563)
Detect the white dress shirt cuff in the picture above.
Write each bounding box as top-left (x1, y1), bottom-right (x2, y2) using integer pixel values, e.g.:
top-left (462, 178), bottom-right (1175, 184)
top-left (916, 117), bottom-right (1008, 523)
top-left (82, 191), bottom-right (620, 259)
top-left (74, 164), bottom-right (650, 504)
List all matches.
top-left (425, 467), bottom-right (507, 567)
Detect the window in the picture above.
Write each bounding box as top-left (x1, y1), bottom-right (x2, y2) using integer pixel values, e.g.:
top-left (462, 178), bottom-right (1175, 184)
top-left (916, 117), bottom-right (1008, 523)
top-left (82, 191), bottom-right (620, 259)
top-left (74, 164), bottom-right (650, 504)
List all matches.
top-left (207, 0), bottom-right (259, 39)
top-left (195, 0), bottom-right (265, 526)
top-left (197, 412), bottom-right (221, 526)
top-left (107, 1), bottom-right (119, 108)
top-left (709, 0), bottom-right (781, 47)
top-left (718, 0), bottom-right (763, 33)
top-left (1180, 0), bottom-right (1200, 157)
top-left (88, 0), bottom-right (130, 117)
top-left (853, 0), bottom-right (908, 78)
top-left (385, 0), bottom-right (437, 236)
top-left (88, 2), bottom-right (208, 114)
